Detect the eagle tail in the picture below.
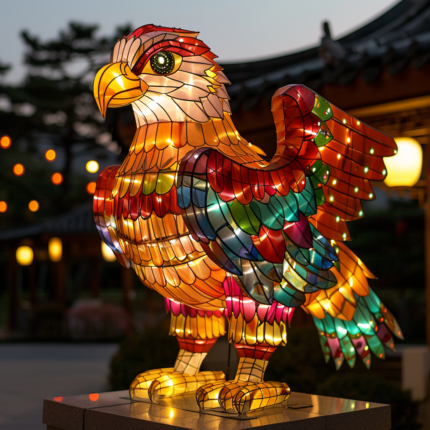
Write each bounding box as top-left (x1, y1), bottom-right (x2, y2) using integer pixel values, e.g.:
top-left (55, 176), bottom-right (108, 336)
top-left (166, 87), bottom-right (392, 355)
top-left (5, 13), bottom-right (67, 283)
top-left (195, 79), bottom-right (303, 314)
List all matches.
top-left (312, 288), bottom-right (403, 370)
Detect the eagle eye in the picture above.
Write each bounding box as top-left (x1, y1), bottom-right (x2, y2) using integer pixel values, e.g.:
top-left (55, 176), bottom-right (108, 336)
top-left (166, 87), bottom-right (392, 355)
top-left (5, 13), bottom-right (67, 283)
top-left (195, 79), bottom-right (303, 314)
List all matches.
top-left (150, 51), bottom-right (175, 75)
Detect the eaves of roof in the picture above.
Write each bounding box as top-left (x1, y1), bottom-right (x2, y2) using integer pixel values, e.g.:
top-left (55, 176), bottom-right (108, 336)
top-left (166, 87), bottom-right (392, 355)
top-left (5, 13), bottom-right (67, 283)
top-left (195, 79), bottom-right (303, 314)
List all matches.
top-left (0, 203), bottom-right (96, 241)
top-left (221, 0), bottom-right (430, 111)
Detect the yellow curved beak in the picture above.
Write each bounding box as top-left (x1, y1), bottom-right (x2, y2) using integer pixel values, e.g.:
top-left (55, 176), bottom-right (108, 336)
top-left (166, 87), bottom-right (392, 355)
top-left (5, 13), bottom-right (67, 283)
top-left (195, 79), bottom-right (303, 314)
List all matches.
top-left (93, 62), bottom-right (148, 118)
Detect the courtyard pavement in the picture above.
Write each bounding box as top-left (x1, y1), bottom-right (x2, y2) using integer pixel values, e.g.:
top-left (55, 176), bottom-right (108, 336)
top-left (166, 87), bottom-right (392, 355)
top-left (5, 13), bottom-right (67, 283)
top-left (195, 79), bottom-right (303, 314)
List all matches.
top-left (0, 343), bottom-right (118, 430)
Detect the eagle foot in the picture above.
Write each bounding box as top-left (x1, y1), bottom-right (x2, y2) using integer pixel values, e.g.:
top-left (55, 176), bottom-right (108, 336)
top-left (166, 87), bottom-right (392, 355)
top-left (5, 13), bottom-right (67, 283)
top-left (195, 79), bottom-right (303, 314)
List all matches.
top-left (196, 380), bottom-right (290, 417)
top-left (129, 368), bottom-right (225, 402)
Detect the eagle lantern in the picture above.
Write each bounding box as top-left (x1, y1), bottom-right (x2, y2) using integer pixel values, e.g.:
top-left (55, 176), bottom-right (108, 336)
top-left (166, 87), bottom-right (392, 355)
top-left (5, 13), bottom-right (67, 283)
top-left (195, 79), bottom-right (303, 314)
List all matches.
top-left (93, 24), bottom-right (402, 416)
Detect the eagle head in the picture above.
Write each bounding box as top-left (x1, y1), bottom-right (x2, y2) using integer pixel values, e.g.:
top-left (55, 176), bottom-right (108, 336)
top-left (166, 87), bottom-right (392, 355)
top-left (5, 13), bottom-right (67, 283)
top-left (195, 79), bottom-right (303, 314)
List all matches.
top-left (93, 24), bottom-right (231, 125)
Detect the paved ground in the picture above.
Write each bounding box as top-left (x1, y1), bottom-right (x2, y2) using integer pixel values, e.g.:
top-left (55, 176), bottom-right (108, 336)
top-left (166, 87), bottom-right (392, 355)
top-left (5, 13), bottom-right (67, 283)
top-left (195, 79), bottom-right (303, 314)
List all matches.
top-left (0, 343), bottom-right (118, 430)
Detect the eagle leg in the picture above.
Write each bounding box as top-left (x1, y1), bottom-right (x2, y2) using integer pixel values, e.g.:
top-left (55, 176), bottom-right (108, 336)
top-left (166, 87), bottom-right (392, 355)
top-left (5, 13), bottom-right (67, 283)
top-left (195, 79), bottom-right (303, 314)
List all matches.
top-left (196, 320), bottom-right (290, 416)
top-left (130, 307), bottom-right (226, 401)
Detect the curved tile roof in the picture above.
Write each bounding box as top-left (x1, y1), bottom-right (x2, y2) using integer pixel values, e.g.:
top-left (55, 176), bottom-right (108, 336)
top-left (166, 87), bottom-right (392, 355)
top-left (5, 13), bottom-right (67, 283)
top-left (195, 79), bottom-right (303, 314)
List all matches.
top-left (221, 0), bottom-right (430, 110)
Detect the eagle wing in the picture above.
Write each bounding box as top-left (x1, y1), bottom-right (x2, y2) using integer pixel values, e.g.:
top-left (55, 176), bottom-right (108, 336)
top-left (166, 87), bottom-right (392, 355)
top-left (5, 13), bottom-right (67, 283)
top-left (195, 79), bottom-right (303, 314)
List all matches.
top-left (93, 165), bottom-right (132, 268)
top-left (177, 84), bottom-right (402, 368)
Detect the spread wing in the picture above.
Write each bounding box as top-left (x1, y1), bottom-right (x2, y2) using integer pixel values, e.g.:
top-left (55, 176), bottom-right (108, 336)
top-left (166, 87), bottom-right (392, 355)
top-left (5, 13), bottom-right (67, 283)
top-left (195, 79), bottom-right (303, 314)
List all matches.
top-left (177, 85), bottom-right (402, 364)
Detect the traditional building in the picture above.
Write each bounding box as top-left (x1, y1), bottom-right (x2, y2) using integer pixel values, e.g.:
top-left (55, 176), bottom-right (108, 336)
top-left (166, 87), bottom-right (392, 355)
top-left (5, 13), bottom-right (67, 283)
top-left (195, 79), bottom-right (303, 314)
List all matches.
top-left (223, 0), bottom-right (430, 175)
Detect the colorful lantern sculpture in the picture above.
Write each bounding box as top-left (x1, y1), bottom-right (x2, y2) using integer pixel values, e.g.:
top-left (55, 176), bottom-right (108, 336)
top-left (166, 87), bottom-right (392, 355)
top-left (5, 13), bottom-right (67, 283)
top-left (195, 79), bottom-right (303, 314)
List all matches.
top-left (93, 24), bottom-right (402, 416)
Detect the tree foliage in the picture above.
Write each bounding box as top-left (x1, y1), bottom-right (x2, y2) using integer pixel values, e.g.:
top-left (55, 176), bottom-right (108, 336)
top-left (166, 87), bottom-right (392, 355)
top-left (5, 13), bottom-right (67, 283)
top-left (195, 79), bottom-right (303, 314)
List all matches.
top-left (0, 22), bottom-right (132, 225)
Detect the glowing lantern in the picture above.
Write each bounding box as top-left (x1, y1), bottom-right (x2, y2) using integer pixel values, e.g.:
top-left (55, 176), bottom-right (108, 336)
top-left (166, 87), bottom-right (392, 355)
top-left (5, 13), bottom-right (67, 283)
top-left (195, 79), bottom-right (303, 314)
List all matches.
top-left (48, 237), bottom-right (62, 262)
top-left (0, 135), bottom-right (11, 149)
top-left (86, 181), bottom-right (97, 194)
top-left (28, 200), bottom-right (39, 212)
top-left (13, 164), bottom-right (24, 176)
top-left (0, 201), bottom-right (7, 213)
top-left (86, 160), bottom-right (99, 173)
top-left (45, 149), bottom-right (56, 161)
top-left (384, 137), bottom-right (422, 187)
top-left (16, 246), bottom-right (33, 266)
top-left (51, 172), bottom-right (63, 185)
top-left (101, 241), bottom-right (116, 262)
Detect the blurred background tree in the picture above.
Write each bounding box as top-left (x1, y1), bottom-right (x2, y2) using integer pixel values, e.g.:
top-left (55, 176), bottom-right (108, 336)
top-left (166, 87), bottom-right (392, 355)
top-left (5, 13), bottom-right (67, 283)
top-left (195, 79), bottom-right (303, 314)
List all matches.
top-left (0, 22), bottom-right (132, 227)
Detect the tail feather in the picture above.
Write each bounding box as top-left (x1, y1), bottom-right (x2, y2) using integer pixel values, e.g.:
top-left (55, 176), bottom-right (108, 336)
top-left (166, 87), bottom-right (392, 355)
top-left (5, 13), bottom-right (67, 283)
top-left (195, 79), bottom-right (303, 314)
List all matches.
top-left (312, 287), bottom-right (402, 370)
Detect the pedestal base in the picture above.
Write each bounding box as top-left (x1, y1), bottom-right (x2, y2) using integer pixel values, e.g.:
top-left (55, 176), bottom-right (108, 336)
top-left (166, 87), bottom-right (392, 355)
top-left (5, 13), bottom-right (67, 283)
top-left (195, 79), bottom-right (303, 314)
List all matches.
top-left (43, 390), bottom-right (391, 430)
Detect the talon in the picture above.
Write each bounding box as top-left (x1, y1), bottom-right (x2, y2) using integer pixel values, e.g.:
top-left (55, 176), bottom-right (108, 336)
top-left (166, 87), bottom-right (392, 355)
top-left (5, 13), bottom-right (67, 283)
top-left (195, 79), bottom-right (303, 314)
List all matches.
top-left (148, 380), bottom-right (161, 403)
top-left (197, 380), bottom-right (290, 416)
top-left (219, 383), bottom-right (245, 412)
top-left (233, 382), bottom-right (291, 416)
top-left (132, 370), bottom-right (225, 403)
top-left (129, 368), bottom-right (174, 400)
top-left (196, 381), bottom-right (229, 411)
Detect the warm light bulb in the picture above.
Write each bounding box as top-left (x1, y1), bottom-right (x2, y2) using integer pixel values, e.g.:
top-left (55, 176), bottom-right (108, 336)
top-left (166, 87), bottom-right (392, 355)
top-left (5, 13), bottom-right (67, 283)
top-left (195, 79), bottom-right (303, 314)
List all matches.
top-left (0, 135), bottom-right (12, 149)
top-left (51, 172), bottom-right (63, 185)
top-left (45, 149), bottom-right (56, 161)
top-left (16, 246), bottom-right (33, 266)
top-left (384, 137), bottom-right (422, 187)
top-left (13, 164), bottom-right (24, 176)
top-left (48, 237), bottom-right (62, 262)
top-left (86, 182), bottom-right (96, 194)
top-left (0, 201), bottom-right (7, 213)
top-left (101, 242), bottom-right (116, 262)
top-left (28, 200), bottom-right (39, 212)
top-left (86, 160), bottom-right (99, 173)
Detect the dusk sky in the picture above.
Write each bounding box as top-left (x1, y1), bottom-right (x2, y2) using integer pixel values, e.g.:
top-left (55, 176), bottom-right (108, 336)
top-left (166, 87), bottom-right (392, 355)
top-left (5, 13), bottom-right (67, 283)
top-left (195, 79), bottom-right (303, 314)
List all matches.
top-left (1, 0), bottom-right (397, 83)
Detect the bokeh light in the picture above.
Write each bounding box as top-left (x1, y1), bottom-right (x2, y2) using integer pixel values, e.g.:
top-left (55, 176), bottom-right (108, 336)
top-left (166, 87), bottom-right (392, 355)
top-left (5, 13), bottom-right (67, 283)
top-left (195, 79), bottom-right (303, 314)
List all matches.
top-left (48, 237), bottom-right (62, 262)
top-left (0, 201), bottom-right (7, 213)
top-left (86, 160), bottom-right (99, 173)
top-left (51, 172), bottom-right (63, 185)
top-left (13, 164), bottom-right (25, 176)
top-left (28, 200), bottom-right (39, 212)
top-left (86, 181), bottom-right (97, 194)
top-left (16, 246), bottom-right (34, 266)
top-left (385, 137), bottom-right (423, 187)
top-left (45, 149), bottom-right (56, 161)
top-left (101, 241), bottom-right (116, 262)
top-left (0, 135), bottom-right (11, 149)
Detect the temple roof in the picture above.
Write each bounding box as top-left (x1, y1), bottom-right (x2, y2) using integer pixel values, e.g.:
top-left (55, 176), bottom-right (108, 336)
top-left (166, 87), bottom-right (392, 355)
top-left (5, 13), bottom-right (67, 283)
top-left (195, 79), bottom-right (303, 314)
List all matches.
top-left (221, 0), bottom-right (430, 111)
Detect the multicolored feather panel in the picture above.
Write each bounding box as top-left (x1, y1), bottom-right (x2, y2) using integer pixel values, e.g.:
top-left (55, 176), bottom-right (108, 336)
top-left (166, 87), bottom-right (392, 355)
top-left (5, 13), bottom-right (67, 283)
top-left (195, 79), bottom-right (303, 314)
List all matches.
top-left (176, 147), bottom-right (338, 307)
top-left (313, 287), bottom-right (403, 370)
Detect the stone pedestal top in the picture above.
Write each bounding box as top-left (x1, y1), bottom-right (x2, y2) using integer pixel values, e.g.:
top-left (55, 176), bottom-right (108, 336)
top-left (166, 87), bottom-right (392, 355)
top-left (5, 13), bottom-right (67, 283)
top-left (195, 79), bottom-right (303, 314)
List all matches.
top-left (43, 390), bottom-right (391, 430)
